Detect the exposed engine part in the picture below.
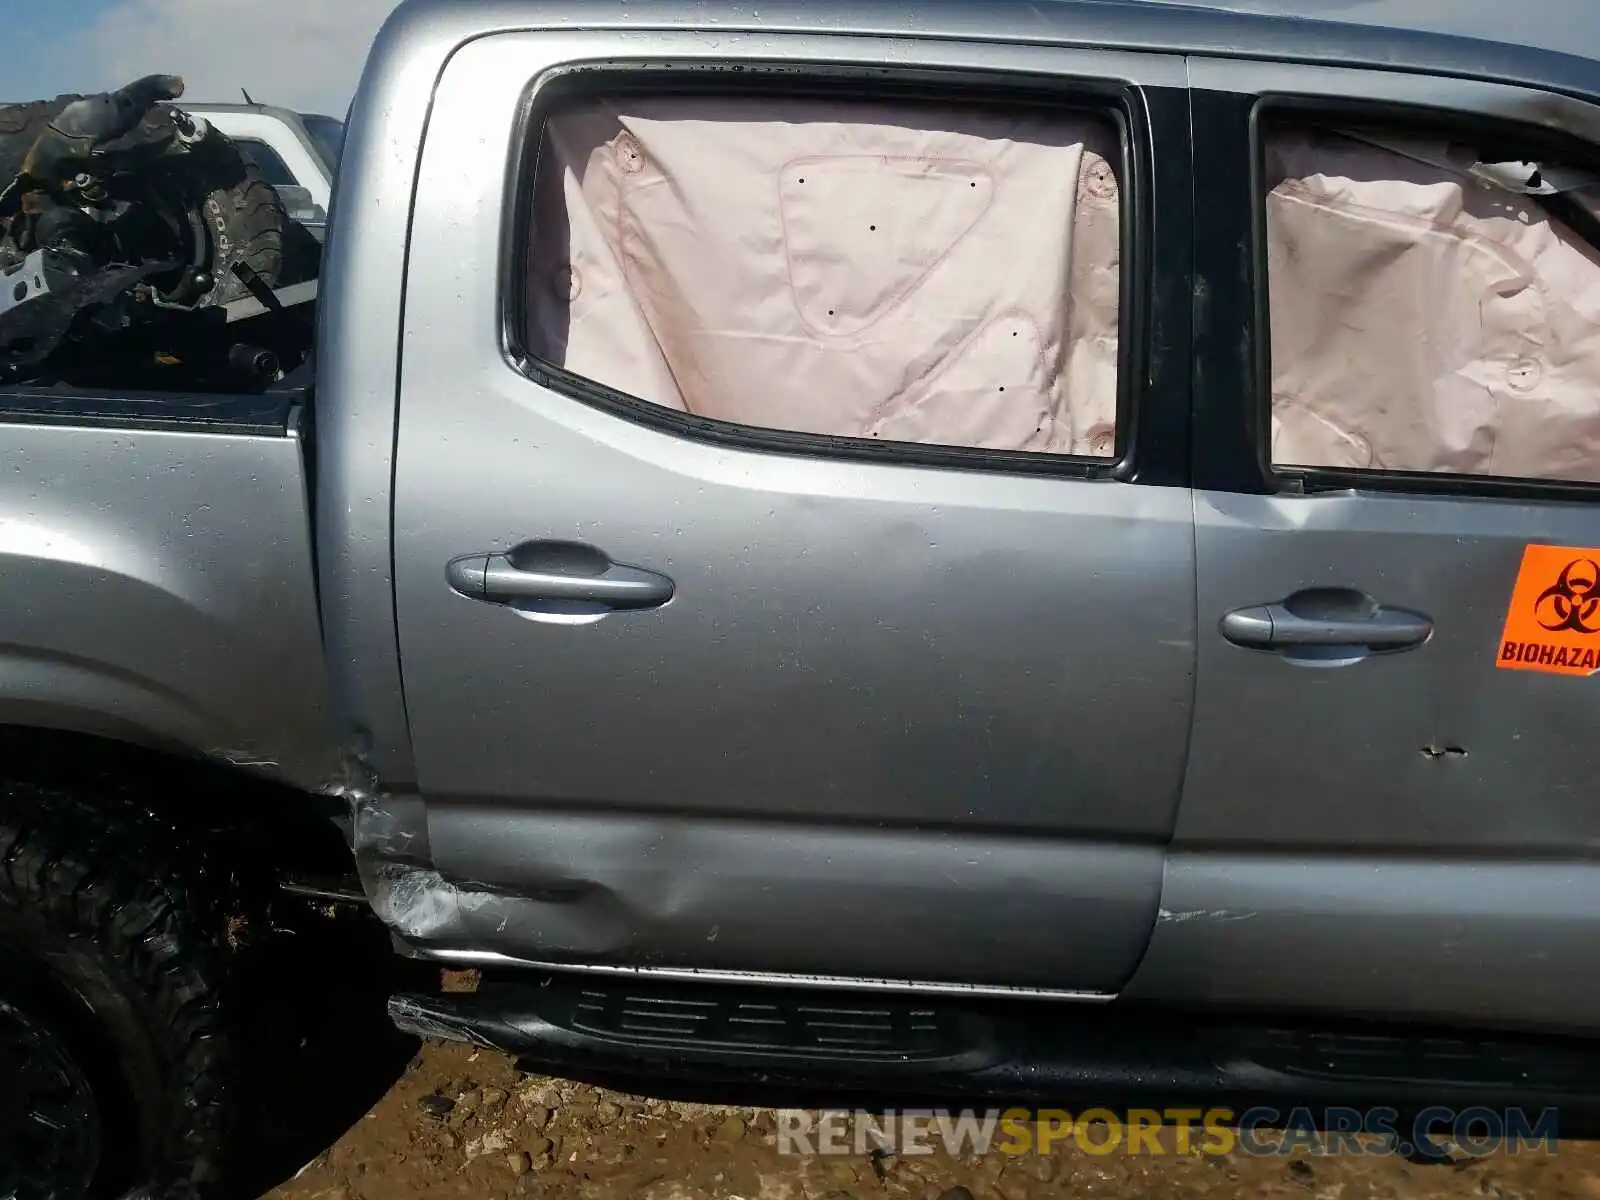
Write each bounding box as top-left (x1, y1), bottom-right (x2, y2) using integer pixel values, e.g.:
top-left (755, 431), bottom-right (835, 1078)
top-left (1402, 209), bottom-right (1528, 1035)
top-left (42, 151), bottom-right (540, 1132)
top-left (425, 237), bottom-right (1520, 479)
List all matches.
top-left (171, 108), bottom-right (210, 147)
top-left (0, 255), bottom-right (174, 380)
top-left (15, 74), bottom-right (185, 185)
top-left (0, 73), bottom-right (299, 390)
top-left (0, 248), bottom-right (70, 320)
top-left (228, 342), bottom-right (281, 384)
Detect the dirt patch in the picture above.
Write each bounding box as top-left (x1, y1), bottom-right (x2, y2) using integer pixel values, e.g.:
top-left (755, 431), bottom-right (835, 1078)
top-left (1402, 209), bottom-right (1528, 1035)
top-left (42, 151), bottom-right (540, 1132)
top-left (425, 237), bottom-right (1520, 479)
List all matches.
top-left (262, 1039), bottom-right (1600, 1200)
top-left (234, 938), bottom-right (1600, 1200)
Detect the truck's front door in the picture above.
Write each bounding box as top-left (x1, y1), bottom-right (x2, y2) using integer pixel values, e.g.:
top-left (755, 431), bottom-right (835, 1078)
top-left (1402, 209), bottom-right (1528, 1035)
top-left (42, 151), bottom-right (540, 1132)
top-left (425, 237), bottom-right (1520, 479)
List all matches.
top-left (1143, 60), bottom-right (1600, 1032)
top-left (391, 30), bottom-right (1194, 995)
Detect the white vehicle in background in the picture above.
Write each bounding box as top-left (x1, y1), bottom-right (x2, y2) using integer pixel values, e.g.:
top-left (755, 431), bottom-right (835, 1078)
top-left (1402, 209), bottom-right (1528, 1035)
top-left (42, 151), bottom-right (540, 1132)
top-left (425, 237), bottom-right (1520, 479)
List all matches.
top-left (166, 99), bottom-right (342, 239)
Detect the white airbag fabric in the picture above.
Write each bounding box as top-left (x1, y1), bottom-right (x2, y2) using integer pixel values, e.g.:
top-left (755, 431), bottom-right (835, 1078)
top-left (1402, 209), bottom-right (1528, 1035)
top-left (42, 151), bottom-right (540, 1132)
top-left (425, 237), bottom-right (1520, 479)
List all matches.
top-left (1266, 127), bottom-right (1600, 483)
top-left (525, 97), bottom-right (1121, 456)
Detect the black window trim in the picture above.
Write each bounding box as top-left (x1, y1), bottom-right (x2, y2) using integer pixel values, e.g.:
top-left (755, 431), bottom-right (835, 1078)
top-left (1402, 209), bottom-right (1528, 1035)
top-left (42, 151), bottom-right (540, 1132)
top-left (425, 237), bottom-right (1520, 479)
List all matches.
top-left (1193, 60), bottom-right (1600, 506)
top-left (500, 58), bottom-right (1192, 488)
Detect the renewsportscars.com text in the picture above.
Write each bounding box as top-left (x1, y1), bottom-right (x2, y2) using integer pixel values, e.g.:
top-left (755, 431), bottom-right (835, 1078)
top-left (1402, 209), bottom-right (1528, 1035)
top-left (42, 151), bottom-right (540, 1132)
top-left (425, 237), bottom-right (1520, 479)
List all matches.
top-left (777, 1107), bottom-right (1561, 1160)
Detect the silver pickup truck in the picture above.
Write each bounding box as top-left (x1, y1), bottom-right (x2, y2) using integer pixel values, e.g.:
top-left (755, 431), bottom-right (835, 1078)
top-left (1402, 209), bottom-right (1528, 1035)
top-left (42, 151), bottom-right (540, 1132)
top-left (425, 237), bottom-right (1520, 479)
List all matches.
top-left (11, 0), bottom-right (1600, 1195)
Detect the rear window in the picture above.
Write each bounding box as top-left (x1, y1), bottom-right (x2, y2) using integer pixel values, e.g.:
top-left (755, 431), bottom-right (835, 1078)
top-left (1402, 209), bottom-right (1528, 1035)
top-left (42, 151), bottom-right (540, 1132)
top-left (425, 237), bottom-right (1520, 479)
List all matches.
top-left (1262, 119), bottom-right (1600, 485)
top-left (300, 114), bottom-right (346, 167)
top-left (233, 138), bottom-right (297, 189)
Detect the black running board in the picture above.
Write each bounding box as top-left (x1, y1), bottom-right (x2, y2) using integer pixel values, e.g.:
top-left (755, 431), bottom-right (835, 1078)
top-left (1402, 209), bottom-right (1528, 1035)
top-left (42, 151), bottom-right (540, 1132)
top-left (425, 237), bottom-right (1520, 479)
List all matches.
top-left (390, 974), bottom-right (1600, 1115)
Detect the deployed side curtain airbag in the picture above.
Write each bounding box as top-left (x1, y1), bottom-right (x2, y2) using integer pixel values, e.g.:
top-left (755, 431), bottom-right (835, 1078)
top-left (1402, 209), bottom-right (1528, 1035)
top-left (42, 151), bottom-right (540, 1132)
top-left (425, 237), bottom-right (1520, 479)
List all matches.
top-left (1266, 126), bottom-right (1600, 484)
top-left (525, 97), bottom-right (1122, 457)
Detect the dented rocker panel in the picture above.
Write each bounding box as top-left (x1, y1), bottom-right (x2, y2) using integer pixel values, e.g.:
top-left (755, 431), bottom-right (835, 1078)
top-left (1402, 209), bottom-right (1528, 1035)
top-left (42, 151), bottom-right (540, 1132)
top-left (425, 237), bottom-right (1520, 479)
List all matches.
top-left (360, 799), bottom-right (1164, 995)
top-left (412, 951), bottom-right (1117, 1003)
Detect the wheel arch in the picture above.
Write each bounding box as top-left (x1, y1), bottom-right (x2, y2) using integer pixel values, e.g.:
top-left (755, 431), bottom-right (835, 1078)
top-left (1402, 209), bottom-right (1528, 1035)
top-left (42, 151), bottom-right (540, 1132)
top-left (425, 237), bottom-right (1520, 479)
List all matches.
top-left (0, 723), bottom-right (354, 884)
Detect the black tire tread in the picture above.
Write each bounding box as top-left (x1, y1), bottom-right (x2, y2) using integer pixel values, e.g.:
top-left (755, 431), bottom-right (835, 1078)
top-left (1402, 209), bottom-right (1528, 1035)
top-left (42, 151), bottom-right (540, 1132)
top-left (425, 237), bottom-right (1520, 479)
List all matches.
top-left (0, 788), bottom-right (232, 1195)
top-left (0, 98), bottom-right (72, 185)
top-left (199, 163), bottom-right (287, 306)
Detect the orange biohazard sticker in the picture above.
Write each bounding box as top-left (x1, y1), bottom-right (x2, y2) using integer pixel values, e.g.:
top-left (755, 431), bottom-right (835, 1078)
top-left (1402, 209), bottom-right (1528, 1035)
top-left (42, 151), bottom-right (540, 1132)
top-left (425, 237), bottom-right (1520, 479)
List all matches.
top-left (1497, 544), bottom-right (1600, 676)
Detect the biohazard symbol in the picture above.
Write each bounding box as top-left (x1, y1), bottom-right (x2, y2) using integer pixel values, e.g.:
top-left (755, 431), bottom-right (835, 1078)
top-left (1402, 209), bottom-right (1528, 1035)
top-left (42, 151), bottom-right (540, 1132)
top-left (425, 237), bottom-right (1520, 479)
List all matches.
top-left (1534, 559), bottom-right (1600, 634)
top-left (1497, 544), bottom-right (1600, 676)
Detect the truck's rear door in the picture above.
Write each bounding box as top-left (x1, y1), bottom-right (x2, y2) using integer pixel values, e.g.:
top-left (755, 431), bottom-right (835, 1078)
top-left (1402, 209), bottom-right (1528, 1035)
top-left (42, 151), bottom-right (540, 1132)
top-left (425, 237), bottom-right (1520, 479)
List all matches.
top-left (390, 29), bottom-right (1195, 994)
top-left (1141, 60), bottom-right (1600, 1032)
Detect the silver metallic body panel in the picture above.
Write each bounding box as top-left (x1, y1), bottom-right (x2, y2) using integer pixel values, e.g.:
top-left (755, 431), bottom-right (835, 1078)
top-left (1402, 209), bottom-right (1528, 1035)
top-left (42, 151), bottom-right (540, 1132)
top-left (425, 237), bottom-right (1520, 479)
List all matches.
top-left (1124, 853), bottom-right (1600, 1035)
top-left (419, 949), bottom-right (1115, 1002)
top-left (2, 0), bottom-right (1600, 1035)
top-left (1175, 61), bottom-right (1600, 853)
top-left (1169, 0), bottom-right (1600, 60)
top-left (1178, 489), bottom-right (1600, 852)
top-left (0, 417), bottom-right (338, 787)
top-left (412, 803), bottom-right (1163, 991)
top-left (313, 4), bottom-right (456, 785)
top-left (1188, 55), bottom-right (1600, 144)
top-left (323, 1), bottom-right (1600, 1027)
top-left (388, 30), bottom-right (1193, 990)
top-left (370, 0), bottom-right (1600, 77)
top-left (1124, 56), bottom-right (1600, 1035)
top-left (328, 0), bottom-right (1600, 792)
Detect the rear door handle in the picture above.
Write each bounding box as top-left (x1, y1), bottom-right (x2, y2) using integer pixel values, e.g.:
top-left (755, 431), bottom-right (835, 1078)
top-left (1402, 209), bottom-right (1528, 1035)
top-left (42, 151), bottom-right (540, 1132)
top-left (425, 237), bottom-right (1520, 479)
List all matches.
top-left (447, 541), bottom-right (674, 611)
top-left (1221, 589), bottom-right (1433, 653)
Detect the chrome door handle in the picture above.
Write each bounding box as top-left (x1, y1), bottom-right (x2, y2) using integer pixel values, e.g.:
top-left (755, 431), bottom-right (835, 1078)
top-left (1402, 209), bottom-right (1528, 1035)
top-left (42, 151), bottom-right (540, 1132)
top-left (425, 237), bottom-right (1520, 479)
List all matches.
top-left (447, 541), bottom-right (674, 611)
top-left (1222, 589), bottom-right (1433, 653)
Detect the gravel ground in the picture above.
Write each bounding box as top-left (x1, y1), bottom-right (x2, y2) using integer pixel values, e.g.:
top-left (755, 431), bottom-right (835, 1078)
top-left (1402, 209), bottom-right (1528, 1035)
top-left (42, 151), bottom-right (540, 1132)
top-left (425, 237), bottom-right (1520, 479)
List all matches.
top-left (244, 969), bottom-right (1600, 1200)
top-left (259, 1034), bottom-right (1600, 1200)
top-left (235, 919), bottom-right (1600, 1200)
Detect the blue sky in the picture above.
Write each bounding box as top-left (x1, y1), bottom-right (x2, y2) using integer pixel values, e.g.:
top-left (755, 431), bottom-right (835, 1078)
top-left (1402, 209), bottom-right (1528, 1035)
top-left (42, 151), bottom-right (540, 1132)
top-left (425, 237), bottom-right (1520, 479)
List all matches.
top-left (5, 3), bottom-right (95, 99)
top-left (1, 0), bottom-right (398, 114)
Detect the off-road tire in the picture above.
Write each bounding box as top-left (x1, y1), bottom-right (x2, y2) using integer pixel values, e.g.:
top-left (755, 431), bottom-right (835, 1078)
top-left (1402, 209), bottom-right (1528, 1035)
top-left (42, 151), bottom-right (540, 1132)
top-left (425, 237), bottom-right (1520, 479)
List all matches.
top-left (0, 788), bottom-right (233, 1199)
top-left (185, 137), bottom-right (287, 306)
top-left (0, 98), bottom-right (69, 186)
top-left (143, 124), bottom-right (288, 308)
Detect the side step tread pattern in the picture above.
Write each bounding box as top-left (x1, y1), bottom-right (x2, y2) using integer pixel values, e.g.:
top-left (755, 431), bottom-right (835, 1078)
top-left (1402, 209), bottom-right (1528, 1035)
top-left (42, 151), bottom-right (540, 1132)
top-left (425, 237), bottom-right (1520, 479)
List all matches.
top-left (389, 973), bottom-right (1600, 1112)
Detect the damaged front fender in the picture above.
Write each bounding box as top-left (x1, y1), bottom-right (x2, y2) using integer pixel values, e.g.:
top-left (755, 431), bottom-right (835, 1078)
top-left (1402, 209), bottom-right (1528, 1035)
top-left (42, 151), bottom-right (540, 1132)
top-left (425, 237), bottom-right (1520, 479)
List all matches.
top-left (364, 863), bottom-right (495, 942)
top-left (347, 791), bottom-right (501, 945)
